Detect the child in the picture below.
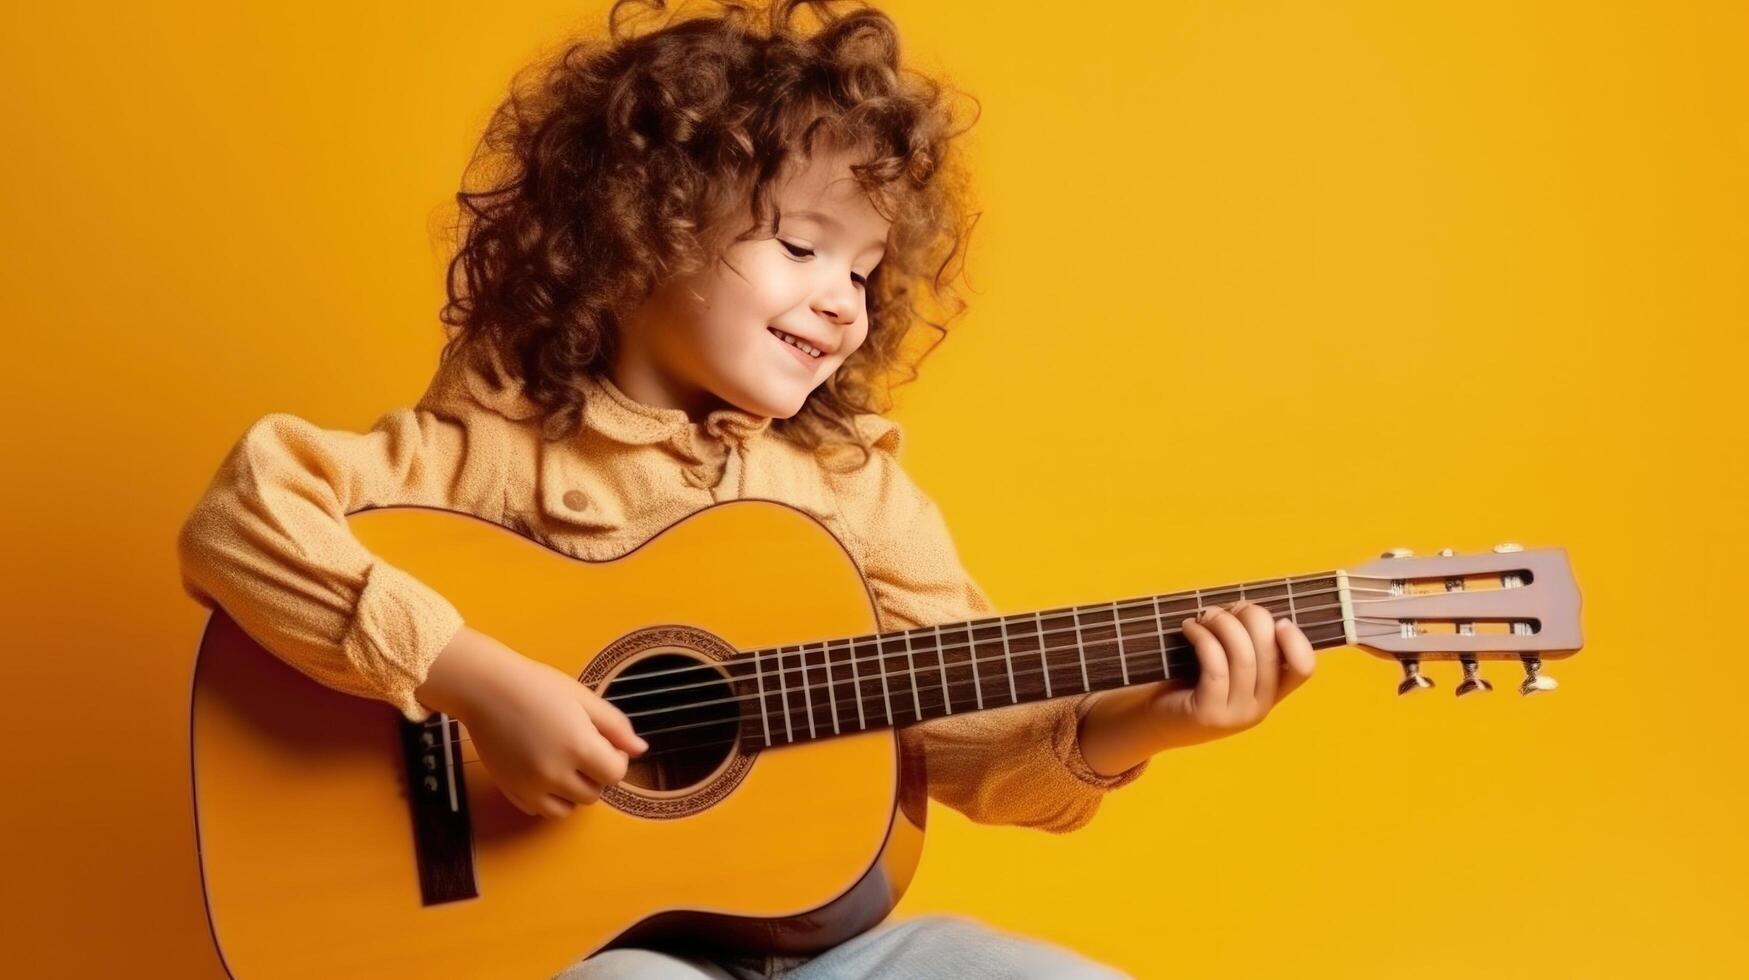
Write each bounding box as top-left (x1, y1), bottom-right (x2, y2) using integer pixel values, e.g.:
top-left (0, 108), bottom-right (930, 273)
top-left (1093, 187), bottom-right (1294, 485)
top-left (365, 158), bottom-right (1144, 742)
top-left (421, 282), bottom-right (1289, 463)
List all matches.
top-left (175, 2), bottom-right (1314, 977)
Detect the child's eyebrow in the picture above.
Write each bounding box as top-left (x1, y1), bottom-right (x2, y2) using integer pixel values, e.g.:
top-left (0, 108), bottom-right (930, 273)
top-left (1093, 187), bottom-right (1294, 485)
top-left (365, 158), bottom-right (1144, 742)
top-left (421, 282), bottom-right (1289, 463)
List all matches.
top-left (782, 209), bottom-right (887, 256)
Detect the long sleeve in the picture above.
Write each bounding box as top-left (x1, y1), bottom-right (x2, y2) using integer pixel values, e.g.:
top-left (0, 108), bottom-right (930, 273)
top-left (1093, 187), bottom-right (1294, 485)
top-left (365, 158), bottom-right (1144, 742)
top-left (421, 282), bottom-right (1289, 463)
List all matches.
top-left (827, 415), bottom-right (1149, 834)
top-left (176, 402), bottom-right (512, 723)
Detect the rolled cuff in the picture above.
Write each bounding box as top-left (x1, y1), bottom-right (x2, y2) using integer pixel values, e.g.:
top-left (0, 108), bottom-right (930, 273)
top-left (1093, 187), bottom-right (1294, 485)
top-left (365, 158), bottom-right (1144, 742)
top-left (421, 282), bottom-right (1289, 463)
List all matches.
top-left (1055, 693), bottom-right (1150, 790)
top-left (339, 559), bottom-right (466, 724)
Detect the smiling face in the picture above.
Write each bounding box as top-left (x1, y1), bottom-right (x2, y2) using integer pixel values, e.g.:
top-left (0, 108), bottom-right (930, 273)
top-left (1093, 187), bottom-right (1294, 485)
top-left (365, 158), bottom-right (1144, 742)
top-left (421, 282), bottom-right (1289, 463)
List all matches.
top-left (612, 146), bottom-right (892, 421)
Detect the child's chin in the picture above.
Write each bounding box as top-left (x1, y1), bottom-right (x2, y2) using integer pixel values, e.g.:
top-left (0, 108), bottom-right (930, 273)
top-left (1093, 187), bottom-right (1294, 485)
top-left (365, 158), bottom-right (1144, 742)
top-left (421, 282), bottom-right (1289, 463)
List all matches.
top-left (764, 398), bottom-right (805, 420)
top-left (754, 387), bottom-right (812, 419)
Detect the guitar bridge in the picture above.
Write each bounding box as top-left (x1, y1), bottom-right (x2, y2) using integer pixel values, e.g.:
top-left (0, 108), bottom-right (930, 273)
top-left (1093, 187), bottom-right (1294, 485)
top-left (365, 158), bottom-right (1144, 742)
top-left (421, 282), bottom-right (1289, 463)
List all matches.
top-left (398, 713), bottom-right (479, 905)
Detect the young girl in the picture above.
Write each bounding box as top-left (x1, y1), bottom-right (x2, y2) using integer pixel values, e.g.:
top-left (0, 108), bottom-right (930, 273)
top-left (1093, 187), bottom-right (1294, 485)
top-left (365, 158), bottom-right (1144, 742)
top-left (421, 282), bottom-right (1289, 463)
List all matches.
top-left (176, 2), bottom-right (1314, 977)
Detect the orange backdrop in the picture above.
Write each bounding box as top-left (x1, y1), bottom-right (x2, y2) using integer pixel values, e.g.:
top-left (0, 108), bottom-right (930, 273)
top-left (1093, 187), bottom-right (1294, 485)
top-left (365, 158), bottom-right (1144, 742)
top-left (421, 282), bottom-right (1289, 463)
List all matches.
top-left (4, 1), bottom-right (1743, 976)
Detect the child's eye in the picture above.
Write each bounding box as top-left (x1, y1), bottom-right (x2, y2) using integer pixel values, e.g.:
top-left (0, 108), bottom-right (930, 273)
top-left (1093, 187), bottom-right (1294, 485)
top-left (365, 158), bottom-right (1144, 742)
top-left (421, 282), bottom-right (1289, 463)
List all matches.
top-left (781, 240), bottom-right (869, 289)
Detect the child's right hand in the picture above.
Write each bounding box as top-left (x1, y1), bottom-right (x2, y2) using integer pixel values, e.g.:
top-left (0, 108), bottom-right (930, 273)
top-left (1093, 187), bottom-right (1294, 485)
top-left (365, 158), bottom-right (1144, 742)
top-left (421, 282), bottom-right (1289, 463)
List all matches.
top-left (414, 626), bottom-right (649, 818)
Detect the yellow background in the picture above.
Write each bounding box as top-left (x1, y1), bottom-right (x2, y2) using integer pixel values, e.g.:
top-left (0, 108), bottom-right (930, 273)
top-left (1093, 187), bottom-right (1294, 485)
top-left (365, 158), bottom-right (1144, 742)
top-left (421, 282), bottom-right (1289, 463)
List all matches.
top-left (3, 1), bottom-right (1742, 976)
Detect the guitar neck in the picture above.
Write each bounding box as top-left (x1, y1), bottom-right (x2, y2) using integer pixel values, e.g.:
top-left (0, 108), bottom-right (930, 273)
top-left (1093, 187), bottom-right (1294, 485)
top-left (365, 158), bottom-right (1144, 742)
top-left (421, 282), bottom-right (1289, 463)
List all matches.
top-left (723, 570), bottom-right (1354, 748)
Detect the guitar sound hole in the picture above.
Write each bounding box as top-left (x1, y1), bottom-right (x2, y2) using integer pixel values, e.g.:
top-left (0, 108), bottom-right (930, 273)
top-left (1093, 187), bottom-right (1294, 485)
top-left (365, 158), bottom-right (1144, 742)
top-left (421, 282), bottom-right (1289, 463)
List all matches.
top-left (606, 652), bottom-right (740, 793)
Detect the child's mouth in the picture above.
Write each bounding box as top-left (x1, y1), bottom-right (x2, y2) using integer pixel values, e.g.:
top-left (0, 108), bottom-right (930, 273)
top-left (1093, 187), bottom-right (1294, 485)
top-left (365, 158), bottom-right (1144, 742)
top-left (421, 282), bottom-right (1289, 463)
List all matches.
top-left (768, 326), bottom-right (825, 366)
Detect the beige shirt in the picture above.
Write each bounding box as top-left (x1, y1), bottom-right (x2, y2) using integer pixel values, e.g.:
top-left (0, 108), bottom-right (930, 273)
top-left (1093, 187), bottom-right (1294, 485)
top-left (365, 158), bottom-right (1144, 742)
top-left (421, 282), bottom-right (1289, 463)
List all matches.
top-left (176, 347), bottom-right (1148, 833)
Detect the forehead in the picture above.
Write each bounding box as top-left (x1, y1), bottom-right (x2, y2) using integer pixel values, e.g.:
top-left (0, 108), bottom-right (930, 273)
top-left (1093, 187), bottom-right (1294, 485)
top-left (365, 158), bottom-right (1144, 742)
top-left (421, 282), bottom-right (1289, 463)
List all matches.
top-left (775, 149), bottom-right (891, 241)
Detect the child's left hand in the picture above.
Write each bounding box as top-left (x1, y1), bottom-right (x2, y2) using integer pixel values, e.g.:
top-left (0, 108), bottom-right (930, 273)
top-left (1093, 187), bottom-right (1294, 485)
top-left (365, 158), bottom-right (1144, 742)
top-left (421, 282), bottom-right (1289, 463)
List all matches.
top-left (1149, 599), bottom-right (1317, 750)
top-left (1078, 599), bottom-right (1317, 773)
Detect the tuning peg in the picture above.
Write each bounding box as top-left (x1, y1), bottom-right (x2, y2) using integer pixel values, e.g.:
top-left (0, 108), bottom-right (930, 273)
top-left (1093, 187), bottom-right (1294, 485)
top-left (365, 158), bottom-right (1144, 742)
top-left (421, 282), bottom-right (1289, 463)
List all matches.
top-left (1455, 655), bottom-right (1493, 697)
top-left (1396, 657), bottom-right (1434, 695)
top-left (1381, 548), bottom-right (1415, 558)
top-left (1518, 655), bottom-right (1557, 695)
top-left (1437, 547), bottom-right (1456, 556)
top-left (1493, 542), bottom-right (1524, 554)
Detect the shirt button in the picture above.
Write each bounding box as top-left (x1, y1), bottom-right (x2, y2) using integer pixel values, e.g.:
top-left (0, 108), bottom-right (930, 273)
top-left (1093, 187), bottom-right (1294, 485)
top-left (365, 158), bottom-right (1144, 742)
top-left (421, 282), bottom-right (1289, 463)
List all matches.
top-left (562, 489), bottom-right (587, 510)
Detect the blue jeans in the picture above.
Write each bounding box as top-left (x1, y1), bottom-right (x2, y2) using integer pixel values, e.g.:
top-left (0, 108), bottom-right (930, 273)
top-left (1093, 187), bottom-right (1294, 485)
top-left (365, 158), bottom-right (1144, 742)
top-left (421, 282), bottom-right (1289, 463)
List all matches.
top-left (552, 914), bottom-right (1130, 979)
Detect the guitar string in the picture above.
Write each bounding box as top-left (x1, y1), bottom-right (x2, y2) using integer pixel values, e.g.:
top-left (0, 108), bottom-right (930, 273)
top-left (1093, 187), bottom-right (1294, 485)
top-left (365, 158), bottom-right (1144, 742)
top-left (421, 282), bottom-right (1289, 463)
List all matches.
top-left (440, 613), bottom-right (1420, 763)
top-left (421, 577), bottom-right (1474, 726)
top-left (533, 583), bottom-right (1492, 716)
top-left (608, 593), bottom-right (1360, 719)
top-left (455, 575), bottom-right (1405, 700)
top-left (606, 586), bottom-right (1358, 703)
top-left (451, 617), bottom-right (1410, 769)
top-left (601, 590), bottom-right (1384, 710)
top-left (440, 590), bottom-right (1351, 747)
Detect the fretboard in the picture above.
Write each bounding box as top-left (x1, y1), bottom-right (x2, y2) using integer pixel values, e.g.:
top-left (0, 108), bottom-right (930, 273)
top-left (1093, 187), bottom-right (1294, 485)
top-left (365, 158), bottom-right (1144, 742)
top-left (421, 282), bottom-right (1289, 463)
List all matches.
top-left (721, 571), bottom-right (1351, 749)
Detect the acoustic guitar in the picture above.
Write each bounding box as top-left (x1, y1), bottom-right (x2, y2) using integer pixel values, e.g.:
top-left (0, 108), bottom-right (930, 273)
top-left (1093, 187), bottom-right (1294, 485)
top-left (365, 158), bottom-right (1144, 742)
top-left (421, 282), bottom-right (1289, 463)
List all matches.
top-left (188, 500), bottom-right (1583, 978)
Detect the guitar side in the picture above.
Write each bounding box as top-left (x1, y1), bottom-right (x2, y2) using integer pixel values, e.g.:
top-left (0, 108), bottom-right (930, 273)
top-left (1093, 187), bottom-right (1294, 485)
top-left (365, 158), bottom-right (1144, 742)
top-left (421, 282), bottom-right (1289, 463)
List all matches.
top-left (188, 500), bottom-right (927, 979)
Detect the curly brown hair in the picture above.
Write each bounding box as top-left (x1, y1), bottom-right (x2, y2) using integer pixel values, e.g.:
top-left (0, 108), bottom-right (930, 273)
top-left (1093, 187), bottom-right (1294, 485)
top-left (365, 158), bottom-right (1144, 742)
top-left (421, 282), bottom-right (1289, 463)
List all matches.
top-left (437, 0), bottom-right (981, 470)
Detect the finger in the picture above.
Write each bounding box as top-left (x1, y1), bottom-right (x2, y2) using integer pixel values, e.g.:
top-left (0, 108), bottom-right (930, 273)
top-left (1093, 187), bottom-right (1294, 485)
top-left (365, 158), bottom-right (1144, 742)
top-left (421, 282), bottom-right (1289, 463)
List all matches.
top-left (581, 686), bottom-right (650, 756)
top-left (1231, 600), bottom-right (1280, 706)
top-left (503, 789), bottom-right (539, 817)
top-left (1200, 605), bottom-right (1255, 712)
top-left (574, 727), bottom-right (631, 788)
top-left (551, 768), bottom-right (603, 807)
top-left (536, 792), bottom-right (576, 819)
top-left (1178, 616), bottom-right (1228, 713)
top-left (1274, 618), bottom-right (1316, 700)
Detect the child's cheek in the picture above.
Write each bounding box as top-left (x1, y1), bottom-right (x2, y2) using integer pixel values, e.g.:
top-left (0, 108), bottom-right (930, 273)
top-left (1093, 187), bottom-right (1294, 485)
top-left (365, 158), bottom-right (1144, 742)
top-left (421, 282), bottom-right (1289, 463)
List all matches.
top-left (842, 318), bottom-right (870, 359)
top-left (721, 249), bottom-right (791, 310)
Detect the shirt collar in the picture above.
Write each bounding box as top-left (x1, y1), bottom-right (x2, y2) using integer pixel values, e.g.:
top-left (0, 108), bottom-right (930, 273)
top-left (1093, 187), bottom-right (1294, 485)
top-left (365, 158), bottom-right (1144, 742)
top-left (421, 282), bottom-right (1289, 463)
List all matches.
top-left (579, 372), bottom-right (775, 449)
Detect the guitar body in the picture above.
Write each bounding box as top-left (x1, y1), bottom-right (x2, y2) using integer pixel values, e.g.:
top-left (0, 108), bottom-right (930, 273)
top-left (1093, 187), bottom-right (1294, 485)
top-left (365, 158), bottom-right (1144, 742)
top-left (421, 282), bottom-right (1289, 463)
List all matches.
top-left (190, 500), bottom-right (927, 979)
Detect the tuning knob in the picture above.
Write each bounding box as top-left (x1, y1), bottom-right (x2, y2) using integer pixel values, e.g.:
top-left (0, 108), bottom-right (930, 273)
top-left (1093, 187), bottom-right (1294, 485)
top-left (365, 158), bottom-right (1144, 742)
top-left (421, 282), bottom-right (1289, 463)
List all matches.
top-left (1396, 657), bottom-right (1434, 695)
top-left (1518, 655), bottom-right (1557, 695)
top-left (1381, 548), bottom-right (1415, 558)
top-left (1455, 655), bottom-right (1493, 697)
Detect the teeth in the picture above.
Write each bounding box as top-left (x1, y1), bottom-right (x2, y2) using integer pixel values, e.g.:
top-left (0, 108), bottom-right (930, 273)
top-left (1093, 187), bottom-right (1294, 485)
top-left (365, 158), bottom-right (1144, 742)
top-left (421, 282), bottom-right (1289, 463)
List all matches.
top-left (772, 328), bottom-right (822, 358)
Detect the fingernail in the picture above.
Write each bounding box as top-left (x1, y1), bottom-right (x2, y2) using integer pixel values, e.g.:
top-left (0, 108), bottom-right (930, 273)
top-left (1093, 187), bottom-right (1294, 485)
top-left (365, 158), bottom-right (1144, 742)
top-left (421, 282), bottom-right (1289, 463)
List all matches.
top-left (632, 736), bottom-right (650, 753)
top-left (1275, 617), bottom-right (1291, 628)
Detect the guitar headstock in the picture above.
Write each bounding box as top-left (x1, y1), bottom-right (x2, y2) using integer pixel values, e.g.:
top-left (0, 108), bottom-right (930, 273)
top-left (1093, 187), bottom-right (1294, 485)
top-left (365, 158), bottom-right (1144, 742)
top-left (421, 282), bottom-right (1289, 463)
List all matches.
top-left (1344, 543), bottom-right (1582, 697)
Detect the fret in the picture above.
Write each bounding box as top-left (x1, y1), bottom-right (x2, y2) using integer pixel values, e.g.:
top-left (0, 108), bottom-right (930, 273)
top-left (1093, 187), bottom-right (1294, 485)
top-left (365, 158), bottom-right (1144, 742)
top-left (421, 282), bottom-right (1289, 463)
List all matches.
top-left (999, 615), bottom-right (1017, 703)
top-left (1113, 599), bottom-right (1129, 686)
top-left (792, 645), bottom-right (816, 741)
top-left (1081, 603), bottom-right (1124, 693)
top-left (935, 624), bottom-right (953, 715)
top-left (966, 621), bottom-right (983, 710)
top-left (874, 635), bottom-right (894, 726)
top-left (909, 623), bottom-right (937, 717)
top-left (902, 630), bottom-right (923, 721)
top-left (941, 622), bottom-right (981, 717)
top-left (1138, 598), bottom-right (1170, 685)
top-left (776, 646), bottom-right (794, 743)
top-left (1285, 576), bottom-right (1299, 623)
top-left (1152, 593), bottom-right (1171, 680)
top-left (1071, 606), bottom-right (1091, 692)
top-left (753, 647), bottom-right (773, 747)
top-left (820, 641), bottom-right (841, 736)
top-left (1035, 610), bottom-right (1052, 699)
top-left (1248, 578), bottom-right (1291, 623)
top-left (799, 645), bottom-right (817, 740)
top-left (847, 637), bottom-right (867, 729)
